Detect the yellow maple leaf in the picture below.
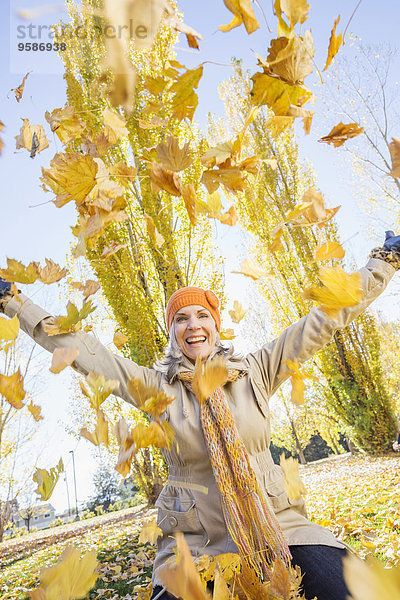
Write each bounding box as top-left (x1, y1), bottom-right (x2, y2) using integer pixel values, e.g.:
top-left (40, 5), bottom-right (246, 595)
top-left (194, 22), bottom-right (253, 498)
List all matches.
top-left (0, 369), bottom-right (26, 409)
top-left (192, 357), bottom-right (228, 404)
top-left (284, 359), bottom-right (316, 405)
top-left (80, 372), bottom-right (119, 410)
top-left (159, 532), bottom-right (209, 600)
top-left (132, 421), bottom-right (175, 451)
top-left (324, 16), bottom-right (343, 71)
top-left (43, 300), bottom-right (95, 336)
top-left (280, 455), bottom-right (307, 500)
top-left (36, 259), bottom-right (68, 284)
top-left (139, 519), bottom-right (163, 544)
top-left (278, 0), bottom-right (310, 27)
top-left (266, 31), bottom-right (314, 85)
top-left (113, 331), bottom-right (129, 349)
top-left (33, 458), bottom-right (63, 501)
top-left (150, 161), bottom-right (182, 196)
top-left (180, 183), bottom-right (197, 226)
top-left (145, 214), bottom-right (165, 249)
top-left (200, 141), bottom-right (234, 169)
top-left (228, 301), bottom-right (247, 324)
top-left (220, 329), bottom-right (236, 340)
top-left (157, 136), bottom-right (192, 172)
top-left (343, 553), bottom-right (400, 600)
top-left (267, 116), bottom-right (295, 137)
top-left (314, 241), bottom-right (345, 262)
top-left (45, 106), bottom-right (85, 144)
top-left (319, 122), bottom-right (364, 147)
top-left (114, 418), bottom-right (136, 478)
top-left (269, 556), bottom-right (291, 599)
top-left (0, 258), bottom-right (38, 284)
top-left (11, 72), bottom-right (30, 102)
top-left (41, 152), bottom-right (98, 207)
top-left (0, 314), bottom-right (20, 342)
top-left (213, 564), bottom-right (229, 600)
top-left (232, 258), bottom-right (270, 280)
top-left (50, 347), bottom-right (80, 374)
top-left (80, 409), bottom-right (109, 447)
top-left (170, 66), bottom-right (203, 122)
top-left (71, 279), bottom-right (100, 300)
top-left (15, 118), bottom-right (49, 155)
top-left (389, 137), bottom-right (400, 178)
top-left (292, 187), bottom-right (340, 227)
top-left (109, 161), bottom-right (137, 188)
top-left (201, 166), bottom-right (247, 195)
top-left (35, 545), bottom-right (98, 600)
top-left (102, 108), bottom-right (129, 145)
top-left (220, 0), bottom-right (260, 34)
top-left (303, 266), bottom-right (363, 318)
top-left (251, 72), bottom-right (313, 116)
top-left (127, 377), bottom-right (161, 408)
top-left (27, 401), bottom-right (43, 422)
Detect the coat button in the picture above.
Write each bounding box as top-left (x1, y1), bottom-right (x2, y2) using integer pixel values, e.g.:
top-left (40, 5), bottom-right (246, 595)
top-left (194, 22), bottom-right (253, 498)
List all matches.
top-left (169, 516), bottom-right (178, 528)
top-left (183, 408), bottom-right (189, 418)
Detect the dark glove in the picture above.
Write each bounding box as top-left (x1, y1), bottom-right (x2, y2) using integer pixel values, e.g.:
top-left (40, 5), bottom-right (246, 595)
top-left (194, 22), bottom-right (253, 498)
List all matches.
top-left (383, 230), bottom-right (400, 255)
top-left (0, 277), bottom-right (11, 299)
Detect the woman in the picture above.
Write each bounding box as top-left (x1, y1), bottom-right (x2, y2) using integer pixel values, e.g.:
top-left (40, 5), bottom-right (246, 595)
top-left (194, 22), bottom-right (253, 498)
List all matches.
top-left (1, 233), bottom-right (400, 600)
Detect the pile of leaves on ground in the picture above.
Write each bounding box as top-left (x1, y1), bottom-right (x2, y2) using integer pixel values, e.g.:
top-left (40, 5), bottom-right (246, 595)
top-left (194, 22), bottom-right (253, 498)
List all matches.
top-left (301, 454), bottom-right (400, 564)
top-left (1, 455), bottom-right (399, 600)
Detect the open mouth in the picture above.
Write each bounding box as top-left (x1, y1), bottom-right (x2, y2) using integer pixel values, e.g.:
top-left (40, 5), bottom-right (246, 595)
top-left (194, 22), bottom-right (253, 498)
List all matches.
top-left (186, 336), bottom-right (207, 345)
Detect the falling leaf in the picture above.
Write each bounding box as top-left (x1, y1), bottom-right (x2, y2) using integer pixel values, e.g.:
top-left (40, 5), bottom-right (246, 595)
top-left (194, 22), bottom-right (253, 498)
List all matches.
top-left (43, 300), bottom-right (96, 336)
top-left (170, 65), bottom-right (203, 121)
top-left (269, 557), bottom-right (291, 600)
top-left (303, 266), bottom-right (363, 318)
top-left (269, 224), bottom-right (285, 253)
top-left (41, 152), bottom-right (98, 206)
top-left (251, 72), bottom-right (313, 116)
top-left (283, 359), bottom-right (316, 405)
top-left (150, 161), bottom-right (182, 196)
top-left (180, 183), bottom-right (197, 226)
top-left (314, 241), bottom-right (345, 262)
top-left (0, 258), bottom-right (38, 284)
top-left (220, 329), bottom-right (236, 340)
top-left (109, 161), bottom-right (137, 187)
top-left (163, 3), bottom-right (203, 49)
top-left (15, 119), bottom-right (49, 155)
top-left (159, 532), bottom-right (209, 600)
top-left (200, 141), bottom-right (234, 168)
top-left (319, 122), bottom-right (364, 147)
top-left (114, 418), bottom-right (136, 478)
top-left (201, 165), bottom-right (247, 195)
top-left (80, 372), bottom-right (119, 409)
top-left (50, 347), bottom-right (80, 374)
top-left (292, 187), bottom-right (340, 228)
top-left (102, 108), bottom-right (129, 144)
top-left (101, 242), bottom-right (128, 258)
top-left (228, 301), bottom-right (247, 323)
top-left (218, 205), bottom-right (238, 226)
top-left (33, 458), bottom-right (64, 501)
top-left (343, 553), bottom-right (400, 600)
top-left (0, 314), bottom-right (20, 342)
top-left (32, 545), bottom-right (98, 600)
top-left (132, 421), bottom-right (175, 451)
top-left (267, 116), bottom-right (295, 137)
top-left (145, 214), bottom-right (165, 249)
top-left (10, 72), bottom-right (30, 102)
top-left (232, 258), bottom-right (270, 280)
top-left (157, 136), bottom-right (192, 172)
top-left (220, 0), bottom-right (260, 34)
top-left (0, 369), bottom-right (26, 409)
top-left (138, 116), bottom-right (168, 129)
top-left (114, 331), bottom-right (129, 349)
top-left (71, 280), bottom-right (100, 300)
top-left (192, 357), bottom-right (228, 404)
top-left (45, 106), bottom-right (85, 144)
top-left (266, 32), bottom-right (315, 85)
top-left (324, 16), bottom-right (343, 71)
top-left (213, 564), bottom-right (229, 600)
top-left (80, 409), bottom-right (109, 447)
top-left (280, 455), bottom-right (307, 500)
top-left (36, 258), bottom-right (68, 284)
top-left (139, 519), bottom-right (163, 544)
top-left (27, 401), bottom-right (43, 422)
top-left (127, 377), bottom-right (174, 418)
top-left (388, 138), bottom-right (400, 178)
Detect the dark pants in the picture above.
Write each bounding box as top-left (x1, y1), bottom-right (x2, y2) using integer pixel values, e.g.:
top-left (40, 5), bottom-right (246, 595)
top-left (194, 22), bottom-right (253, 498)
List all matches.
top-left (151, 544), bottom-right (350, 600)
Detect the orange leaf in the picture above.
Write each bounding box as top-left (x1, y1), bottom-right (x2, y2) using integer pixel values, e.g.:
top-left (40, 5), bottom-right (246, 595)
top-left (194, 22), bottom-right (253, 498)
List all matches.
top-left (0, 369), bottom-right (26, 409)
top-left (324, 16), bottom-right (343, 71)
top-left (389, 138), bottom-right (400, 178)
top-left (319, 122), bottom-right (364, 147)
top-left (314, 241), bottom-right (345, 262)
top-left (11, 72), bottom-right (30, 102)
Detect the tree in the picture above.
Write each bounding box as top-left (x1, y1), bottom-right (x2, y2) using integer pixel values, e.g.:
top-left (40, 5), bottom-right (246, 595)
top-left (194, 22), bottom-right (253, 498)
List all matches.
top-left (87, 464), bottom-right (126, 512)
top-left (211, 65), bottom-right (397, 453)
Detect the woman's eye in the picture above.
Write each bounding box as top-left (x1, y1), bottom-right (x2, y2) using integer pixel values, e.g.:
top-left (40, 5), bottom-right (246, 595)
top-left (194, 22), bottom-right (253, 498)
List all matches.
top-left (199, 314), bottom-right (208, 319)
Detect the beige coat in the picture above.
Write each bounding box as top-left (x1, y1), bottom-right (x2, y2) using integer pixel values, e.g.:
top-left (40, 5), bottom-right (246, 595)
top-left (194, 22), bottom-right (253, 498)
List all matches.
top-left (4, 258), bottom-right (394, 586)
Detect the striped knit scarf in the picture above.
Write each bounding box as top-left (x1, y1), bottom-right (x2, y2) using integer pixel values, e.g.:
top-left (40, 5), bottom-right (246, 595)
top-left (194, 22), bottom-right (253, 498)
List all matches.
top-left (178, 368), bottom-right (291, 580)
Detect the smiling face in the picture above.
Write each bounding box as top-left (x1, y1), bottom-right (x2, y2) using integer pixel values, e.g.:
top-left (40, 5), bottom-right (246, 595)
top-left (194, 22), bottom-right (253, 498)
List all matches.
top-left (174, 304), bottom-right (217, 363)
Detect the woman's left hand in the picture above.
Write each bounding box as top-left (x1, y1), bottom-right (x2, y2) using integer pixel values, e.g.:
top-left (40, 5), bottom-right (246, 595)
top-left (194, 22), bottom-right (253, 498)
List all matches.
top-left (383, 230), bottom-right (400, 254)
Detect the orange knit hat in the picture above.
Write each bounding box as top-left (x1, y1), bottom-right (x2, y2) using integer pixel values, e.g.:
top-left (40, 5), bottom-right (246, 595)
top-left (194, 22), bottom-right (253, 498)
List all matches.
top-left (166, 286), bottom-right (221, 332)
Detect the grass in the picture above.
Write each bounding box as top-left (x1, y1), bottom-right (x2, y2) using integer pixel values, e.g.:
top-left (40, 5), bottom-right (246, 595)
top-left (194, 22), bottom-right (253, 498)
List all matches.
top-left (1, 454), bottom-right (399, 599)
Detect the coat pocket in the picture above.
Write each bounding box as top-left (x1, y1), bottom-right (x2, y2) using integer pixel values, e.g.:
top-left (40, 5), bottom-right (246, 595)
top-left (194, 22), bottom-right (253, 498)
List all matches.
top-left (265, 476), bottom-right (290, 513)
top-left (155, 494), bottom-right (206, 537)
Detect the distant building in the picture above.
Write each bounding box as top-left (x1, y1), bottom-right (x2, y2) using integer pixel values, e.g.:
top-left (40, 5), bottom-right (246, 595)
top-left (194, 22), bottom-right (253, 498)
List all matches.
top-left (12, 503), bottom-right (56, 531)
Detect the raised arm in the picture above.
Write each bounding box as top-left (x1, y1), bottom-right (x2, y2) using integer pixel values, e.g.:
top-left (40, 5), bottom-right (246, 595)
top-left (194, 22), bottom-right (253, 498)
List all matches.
top-left (246, 256), bottom-right (396, 398)
top-left (0, 291), bottom-right (160, 406)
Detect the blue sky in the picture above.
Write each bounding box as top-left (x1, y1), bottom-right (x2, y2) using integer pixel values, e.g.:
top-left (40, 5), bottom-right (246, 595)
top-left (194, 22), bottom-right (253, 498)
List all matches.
top-left (1, 0), bottom-right (400, 512)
